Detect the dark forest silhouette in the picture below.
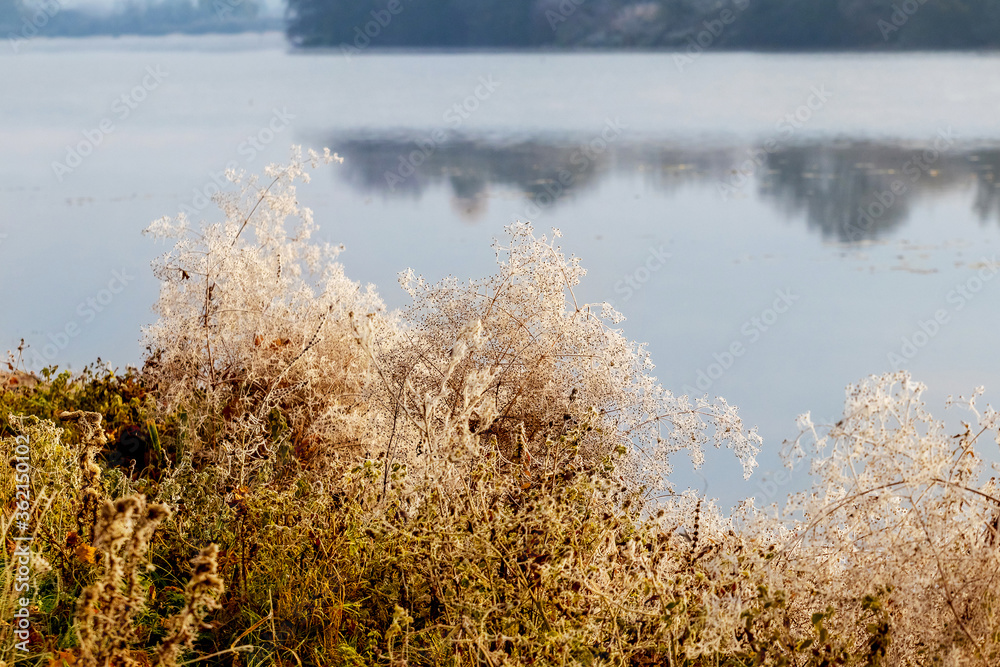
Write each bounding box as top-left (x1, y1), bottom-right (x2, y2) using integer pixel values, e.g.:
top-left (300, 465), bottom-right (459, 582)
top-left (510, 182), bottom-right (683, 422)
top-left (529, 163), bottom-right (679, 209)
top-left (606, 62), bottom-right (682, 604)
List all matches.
top-left (6, 0), bottom-right (1000, 47)
top-left (286, 0), bottom-right (1000, 50)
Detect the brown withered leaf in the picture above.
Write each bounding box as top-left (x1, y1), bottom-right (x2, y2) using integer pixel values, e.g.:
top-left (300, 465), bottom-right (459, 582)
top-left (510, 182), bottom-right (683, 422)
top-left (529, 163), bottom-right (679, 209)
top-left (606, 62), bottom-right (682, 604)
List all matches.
top-left (47, 649), bottom-right (78, 666)
top-left (130, 651), bottom-right (152, 666)
top-left (268, 337), bottom-right (291, 350)
top-left (74, 543), bottom-right (96, 564)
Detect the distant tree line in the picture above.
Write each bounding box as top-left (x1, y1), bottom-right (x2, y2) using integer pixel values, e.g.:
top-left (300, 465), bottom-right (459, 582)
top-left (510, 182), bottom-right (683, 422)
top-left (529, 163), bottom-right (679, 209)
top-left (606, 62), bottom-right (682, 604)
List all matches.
top-left (285, 0), bottom-right (1000, 50)
top-left (1, 0), bottom-right (278, 38)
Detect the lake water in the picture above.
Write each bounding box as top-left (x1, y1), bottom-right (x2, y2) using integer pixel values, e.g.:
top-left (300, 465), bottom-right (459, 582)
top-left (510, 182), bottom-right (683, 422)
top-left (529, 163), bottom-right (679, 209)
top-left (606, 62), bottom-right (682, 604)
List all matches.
top-left (3, 33), bottom-right (1000, 506)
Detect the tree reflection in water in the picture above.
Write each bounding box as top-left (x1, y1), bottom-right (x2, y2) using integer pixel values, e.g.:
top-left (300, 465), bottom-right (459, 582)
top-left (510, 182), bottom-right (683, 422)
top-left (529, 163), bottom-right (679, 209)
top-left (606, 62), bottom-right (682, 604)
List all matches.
top-left (327, 133), bottom-right (1000, 239)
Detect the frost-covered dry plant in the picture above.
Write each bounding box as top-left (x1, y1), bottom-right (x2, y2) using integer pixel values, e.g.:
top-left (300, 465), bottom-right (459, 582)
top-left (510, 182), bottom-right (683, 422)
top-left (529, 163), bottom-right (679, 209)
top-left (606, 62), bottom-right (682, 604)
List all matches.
top-left (362, 224), bottom-right (762, 492)
top-left (142, 147), bottom-right (760, 496)
top-left (58, 410), bottom-right (106, 542)
top-left (155, 544), bottom-right (225, 666)
top-left (0, 412), bottom-right (225, 666)
top-left (776, 372), bottom-right (1000, 665)
top-left (76, 495), bottom-right (225, 667)
top-left (120, 148), bottom-right (776, 662)
top-left (0, 417), bottom-right (62, 663)
top-left (75, 496), bottom-right (172, 666)
top-left (143, 147), bottom-right (385, 477)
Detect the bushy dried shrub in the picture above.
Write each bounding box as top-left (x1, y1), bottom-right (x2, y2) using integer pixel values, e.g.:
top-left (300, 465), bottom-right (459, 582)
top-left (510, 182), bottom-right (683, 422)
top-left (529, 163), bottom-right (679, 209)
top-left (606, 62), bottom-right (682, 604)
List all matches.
top-left (773, 372), bottom-right (1000, 665)
top-left (133, 147), bottom-right (768, 663)
top-left (143, 147), bottom-right (760, 504)
top-left (360, 223), bottom-right (761, 494)
top-left (142, 147), bottom-right (383, 480)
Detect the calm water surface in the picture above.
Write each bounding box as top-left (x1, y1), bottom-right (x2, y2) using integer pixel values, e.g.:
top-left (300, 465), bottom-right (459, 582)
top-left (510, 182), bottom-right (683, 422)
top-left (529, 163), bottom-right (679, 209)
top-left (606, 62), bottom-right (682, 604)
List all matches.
top-left (3, 34), bottom-right (1000, 505)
